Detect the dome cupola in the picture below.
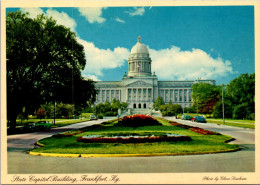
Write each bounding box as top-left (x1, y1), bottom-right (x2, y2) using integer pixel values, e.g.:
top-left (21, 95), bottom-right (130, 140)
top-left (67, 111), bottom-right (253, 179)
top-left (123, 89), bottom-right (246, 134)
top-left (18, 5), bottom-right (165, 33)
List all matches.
top-left (130, 36), bottom-right (149, 54)
top-left (128, 36), bottom-right (152, 77)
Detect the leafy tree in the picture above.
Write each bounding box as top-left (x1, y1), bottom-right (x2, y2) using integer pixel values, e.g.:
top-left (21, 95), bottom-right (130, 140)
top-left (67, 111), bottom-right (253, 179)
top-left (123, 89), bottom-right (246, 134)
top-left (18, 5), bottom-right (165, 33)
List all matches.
top-left (36, 108), bottom-right (46, 119)
top-left (7, 11), bottom-right (96, 129)
top-left (212, 100), bottom-right (233, 118)
top-left (56, 103), bottom-right (75, 118)
top-left (153, 97), bottom-right (165, 110)
top-left (94, 100), bottom-right (128, 116)
top-left (225, 73), bottom-right (255, 119)
top-left (120, 102), bottom-right (128, 110)
top-left (40, 102), bottom-right (54, 118)
top-left (191, 83), bottom-right (220, 114)
top-left (159, 103), bottom-right (182, 116)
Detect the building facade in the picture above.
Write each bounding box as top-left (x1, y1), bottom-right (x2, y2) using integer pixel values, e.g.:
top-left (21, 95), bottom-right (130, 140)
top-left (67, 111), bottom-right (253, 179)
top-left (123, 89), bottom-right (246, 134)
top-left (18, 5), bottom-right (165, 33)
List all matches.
top-left (95, 36), bottom-right (215, 109)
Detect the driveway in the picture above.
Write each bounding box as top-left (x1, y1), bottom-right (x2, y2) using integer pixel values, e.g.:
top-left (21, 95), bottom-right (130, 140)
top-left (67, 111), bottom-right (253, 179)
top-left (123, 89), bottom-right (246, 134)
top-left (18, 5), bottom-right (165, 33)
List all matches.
top-left (7, 117), bottom-right (255, 173)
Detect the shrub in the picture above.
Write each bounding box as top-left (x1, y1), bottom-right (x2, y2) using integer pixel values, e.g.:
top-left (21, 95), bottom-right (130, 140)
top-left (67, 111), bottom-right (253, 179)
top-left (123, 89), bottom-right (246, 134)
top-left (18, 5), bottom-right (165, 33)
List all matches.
top-left (118, 114), bottom-right (162, 127)
top-left (232, 103), bottom-right (248, 119)
top-left (97, 114), bottom-right (103, 119)
top-left (247, 113), bottom-right (255, 120)
top-left (104, 111), bottom-right (117, 116)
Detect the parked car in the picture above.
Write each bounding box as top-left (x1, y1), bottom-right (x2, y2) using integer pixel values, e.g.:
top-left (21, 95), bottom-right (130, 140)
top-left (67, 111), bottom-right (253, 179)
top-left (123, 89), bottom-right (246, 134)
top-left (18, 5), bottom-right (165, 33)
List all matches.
top-left (183, 115), bottom-right (191, 120)
top-left (194, 116), bottom-right (207, 123)
top-left (90, 114), bottom-right (97, 120)
top-left (191, 116), bottom-right (197, 122)
top-left (22, 122), bottom-right (36, 132)
top-left (180, 115), bottom-right (191, 120)
top-left (34, 121), bottom-right (52, 130)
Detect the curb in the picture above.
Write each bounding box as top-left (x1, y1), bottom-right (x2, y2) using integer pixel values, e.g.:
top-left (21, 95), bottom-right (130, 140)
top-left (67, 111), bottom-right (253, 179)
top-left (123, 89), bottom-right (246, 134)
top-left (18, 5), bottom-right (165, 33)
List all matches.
top-left (29, 147), bottom-right (240, 158)
top-left (35, 142), bottom-right (45, 147)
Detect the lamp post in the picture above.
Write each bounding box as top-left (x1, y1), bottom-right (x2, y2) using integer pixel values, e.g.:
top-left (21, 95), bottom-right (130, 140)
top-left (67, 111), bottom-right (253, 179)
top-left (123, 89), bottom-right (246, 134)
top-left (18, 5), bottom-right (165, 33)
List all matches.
top-left (196, 93), bottom-right (199, 116)
top-left (53, 100), bottom-right (56, 125)
top-left (222, 84), bottom-right (225, 125)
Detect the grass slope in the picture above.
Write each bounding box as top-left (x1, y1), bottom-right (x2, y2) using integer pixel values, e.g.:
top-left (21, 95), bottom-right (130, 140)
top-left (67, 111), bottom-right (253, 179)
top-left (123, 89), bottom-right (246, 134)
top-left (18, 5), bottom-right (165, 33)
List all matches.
top-left (32, 118), bottom-right (239, 155)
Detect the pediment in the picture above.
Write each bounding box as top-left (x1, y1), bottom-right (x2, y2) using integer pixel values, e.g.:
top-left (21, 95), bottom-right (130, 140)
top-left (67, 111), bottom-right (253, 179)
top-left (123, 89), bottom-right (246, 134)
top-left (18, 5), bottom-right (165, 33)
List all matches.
top-left (126, 80), bottom-right (152, 87)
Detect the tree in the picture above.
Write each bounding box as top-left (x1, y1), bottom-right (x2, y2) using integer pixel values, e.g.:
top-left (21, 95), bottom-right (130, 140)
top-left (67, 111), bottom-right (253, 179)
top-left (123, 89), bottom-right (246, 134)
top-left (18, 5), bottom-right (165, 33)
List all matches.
top-left (56, 103), bottom-right (75, 118)
top-left (153, 97), bottom-right (165, 110)
top-left (225, 73), bottom-right (255, 119)
top-left (159, 103), bottom-right (182, 116)
top-left (212, 100), bottom-right (232, 118)
top-left (7, 11), bottom-right (96, 129)
top-left (191, 83), bottom-right (220, 114)
top-left (36, 108), bottom-right (46, 119)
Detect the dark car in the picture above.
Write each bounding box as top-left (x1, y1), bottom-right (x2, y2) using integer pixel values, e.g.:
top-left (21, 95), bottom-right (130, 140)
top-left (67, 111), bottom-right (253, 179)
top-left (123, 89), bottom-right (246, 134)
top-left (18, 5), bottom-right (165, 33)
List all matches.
top-left (35, 121), bottom-right (52, 130)
top-left (184, 115), bottom-right (191, 120)
top-left (22, 122), bottom-right (36, 132)
top-left (194, 116), bottom-right (207, 123)
top-left (90, 114), bottom-right (97, 120)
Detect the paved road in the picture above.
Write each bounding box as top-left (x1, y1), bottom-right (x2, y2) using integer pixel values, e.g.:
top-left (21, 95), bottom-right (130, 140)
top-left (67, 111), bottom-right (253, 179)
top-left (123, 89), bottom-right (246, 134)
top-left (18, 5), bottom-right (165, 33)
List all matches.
top-left (165, 117), bottom-right (255, 144)
top-left (7, 117), bottom-right (255, 173)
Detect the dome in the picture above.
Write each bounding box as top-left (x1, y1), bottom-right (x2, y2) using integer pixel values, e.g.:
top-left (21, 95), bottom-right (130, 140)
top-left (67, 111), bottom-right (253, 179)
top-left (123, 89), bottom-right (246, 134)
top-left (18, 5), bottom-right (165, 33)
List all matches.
top-left (130, 36), bottom-right (149, 54)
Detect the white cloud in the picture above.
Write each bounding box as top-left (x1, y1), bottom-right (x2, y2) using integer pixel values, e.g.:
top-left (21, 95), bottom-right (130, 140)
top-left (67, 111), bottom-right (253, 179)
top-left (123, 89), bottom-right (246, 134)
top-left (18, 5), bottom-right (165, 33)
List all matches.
top-left (82, 73), bottom-right (101, 81)
top-left (20, 8), bottom-right (77, 31)
top-left (115, 17), bottom-right (125, 23)
top-left (46, 9), bottom-right (77, 31)
top-left (20, 7), bottom-right (44, 19)
top-left (149, 46), bottom-right (233, 81)
top-left (125, 7), bottom-right (145, 16)
top-left (78, 37), bottom-right (232, 81)
top-left (77, 38), bottom-right (130, 78)
top-left (78, 7), bottom-right (106, 23)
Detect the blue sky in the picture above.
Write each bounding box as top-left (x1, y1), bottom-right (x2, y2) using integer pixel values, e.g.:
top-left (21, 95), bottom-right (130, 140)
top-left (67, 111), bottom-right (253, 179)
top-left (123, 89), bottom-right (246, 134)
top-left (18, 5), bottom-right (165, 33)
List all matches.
top-left (7, 6), bottom-right (255, 85)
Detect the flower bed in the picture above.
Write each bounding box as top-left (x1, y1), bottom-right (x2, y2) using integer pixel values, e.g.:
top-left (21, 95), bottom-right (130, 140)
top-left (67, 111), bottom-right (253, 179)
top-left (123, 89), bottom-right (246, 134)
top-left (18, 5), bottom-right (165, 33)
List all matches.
top-left (170, 122), bottom-right (219, 135)
top-left (118, 114), bottom-right (162, 127)
top-left (77, 133), bottom-right (191, 143)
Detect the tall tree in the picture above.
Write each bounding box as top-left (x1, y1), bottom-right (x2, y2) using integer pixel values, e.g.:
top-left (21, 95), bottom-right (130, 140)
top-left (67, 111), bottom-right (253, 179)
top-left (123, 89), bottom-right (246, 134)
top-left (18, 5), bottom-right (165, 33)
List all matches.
top-left (191, 83), bottom-right (220, 114)
top-left (7, 11), bottom-right (96, 129)
top-left (225, 73), bottom-right (255, 119)
top-left (153, 97), bottom-right (165, 110)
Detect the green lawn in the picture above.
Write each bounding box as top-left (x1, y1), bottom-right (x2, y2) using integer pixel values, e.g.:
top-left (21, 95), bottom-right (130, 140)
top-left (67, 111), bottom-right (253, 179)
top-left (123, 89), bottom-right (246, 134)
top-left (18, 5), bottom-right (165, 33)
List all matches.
top-left (31, 118), bottom-right (239, 156)
top-left (206, 119), bottom-right (254, 129)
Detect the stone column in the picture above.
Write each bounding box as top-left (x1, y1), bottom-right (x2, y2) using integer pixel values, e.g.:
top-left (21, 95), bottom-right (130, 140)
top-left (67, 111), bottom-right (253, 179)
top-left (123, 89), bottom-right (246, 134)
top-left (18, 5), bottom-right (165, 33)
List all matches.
top-left (182, 89), bottom-right (184, 103)
top-left (152, 88), bottom-right (153, 102)
top-left (164, 89), bottom-right (166, 102)
top-left (186, 89), bottom-right (189, 103)
top-left (146, 88), bottom-right (148, 102)
top-left (130, 88), bottom-right (132, 102)
top-left (141, 88), bottom-right (144, 102)
top-left (109, 90), bottom-right (111, 102)
top-left (178, 89), bottom-right (180, 102)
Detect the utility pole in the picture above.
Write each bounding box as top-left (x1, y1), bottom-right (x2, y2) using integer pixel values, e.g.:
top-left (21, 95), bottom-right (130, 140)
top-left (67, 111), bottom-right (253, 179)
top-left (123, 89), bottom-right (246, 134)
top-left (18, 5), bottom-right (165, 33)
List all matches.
top-left (222, 84), bottom-right (225, 125)
top-left (53, 100), bottom-right (56, 125)
top-left (196, 93), bottom-right (199, 116)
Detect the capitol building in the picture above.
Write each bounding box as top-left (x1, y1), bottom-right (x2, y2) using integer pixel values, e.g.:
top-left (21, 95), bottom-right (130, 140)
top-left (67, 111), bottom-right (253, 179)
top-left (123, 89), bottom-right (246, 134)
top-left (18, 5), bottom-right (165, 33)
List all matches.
top-left (95, 36), bottom-right (215, 109)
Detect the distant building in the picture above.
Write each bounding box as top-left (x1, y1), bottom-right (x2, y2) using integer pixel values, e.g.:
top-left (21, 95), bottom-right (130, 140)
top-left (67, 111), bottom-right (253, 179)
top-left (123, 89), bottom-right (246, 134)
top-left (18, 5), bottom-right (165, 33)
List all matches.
top-left (95, 36), bottom-right (215, 109)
